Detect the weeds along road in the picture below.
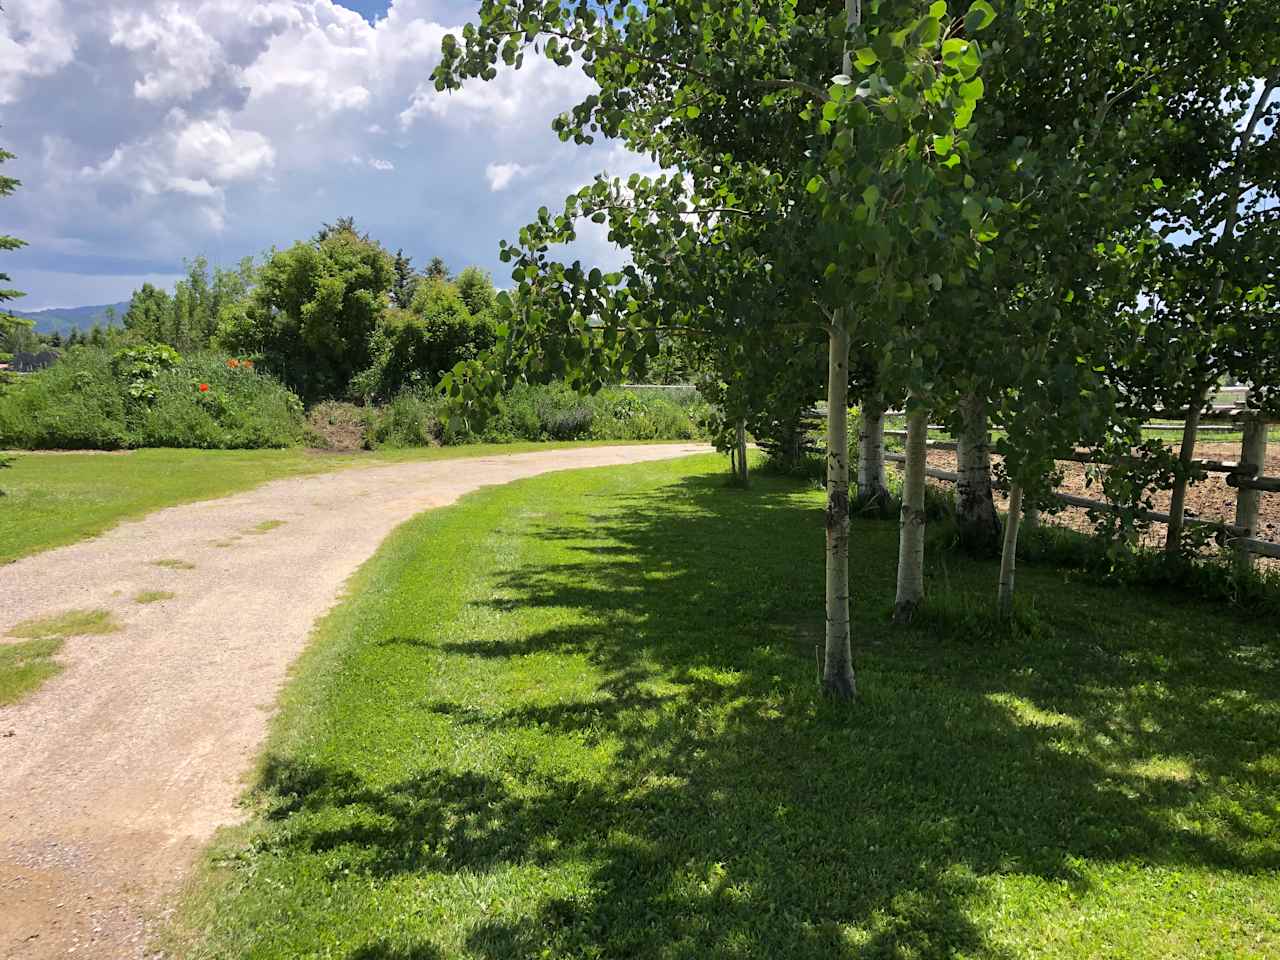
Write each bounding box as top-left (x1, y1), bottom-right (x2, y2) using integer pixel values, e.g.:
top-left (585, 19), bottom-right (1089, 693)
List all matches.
top-left (0, 443), bottom-right (708, 960)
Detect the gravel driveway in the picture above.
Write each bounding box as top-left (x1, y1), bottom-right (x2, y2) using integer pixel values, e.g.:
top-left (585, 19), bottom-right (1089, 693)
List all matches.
top-left (0, 444), bottom-right (707, 959)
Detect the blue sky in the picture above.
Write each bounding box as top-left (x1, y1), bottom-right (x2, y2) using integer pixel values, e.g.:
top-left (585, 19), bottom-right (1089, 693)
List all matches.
top-left (335, 0), bottom-right (393, 22)
top-left (0, 0), bottom-right (646, 309)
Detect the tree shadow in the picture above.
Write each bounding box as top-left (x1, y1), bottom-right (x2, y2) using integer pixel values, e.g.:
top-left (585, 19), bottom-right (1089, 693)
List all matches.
top-left (253, 469), bottom-right (1280, 958)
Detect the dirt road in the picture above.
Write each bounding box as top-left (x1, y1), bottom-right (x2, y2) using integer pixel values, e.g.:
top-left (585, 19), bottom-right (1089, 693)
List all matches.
top-left (0, 444), bottom-right (708, 959)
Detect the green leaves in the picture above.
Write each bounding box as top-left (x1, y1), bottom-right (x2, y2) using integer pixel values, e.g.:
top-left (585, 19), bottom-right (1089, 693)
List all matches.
top-left (965, 1), bottom-right (996, 32)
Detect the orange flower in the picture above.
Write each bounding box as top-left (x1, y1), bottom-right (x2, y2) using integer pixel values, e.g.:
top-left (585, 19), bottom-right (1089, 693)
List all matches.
top-left (227, 358), bottom-right (240, 369)
top-left (199, 383), bottom-right (210, 393)
top-left (242, 359), bottom-right (254, 370)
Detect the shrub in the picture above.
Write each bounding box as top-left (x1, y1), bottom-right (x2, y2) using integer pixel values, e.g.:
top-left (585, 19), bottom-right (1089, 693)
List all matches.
top-left (0, 346), bottom-right (304, 450)
top-left (0, 347), bottom-right (130, 449)
top-left (365, 391), bottom-right (445, 448)
top-left (354, 284), bottom-right (497, 401)
top-left (468, 383), bottom-right (712, 444)
top-left (133, 354), bottom-right (305, 449)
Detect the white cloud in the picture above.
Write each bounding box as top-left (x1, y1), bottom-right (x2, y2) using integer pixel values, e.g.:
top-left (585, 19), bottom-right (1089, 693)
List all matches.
top-left (109, 5), bottom-right (224, 101)
top-left (0, 0), bottom-right (77, 104)
top-left (399, 56), bottom-right (595, 130)
top-left (485, 161), bottom-right (529, 192)
top-left (80, 109), bottom-right (275, 229)
top-left (1, 0), bottom-right (648, 307)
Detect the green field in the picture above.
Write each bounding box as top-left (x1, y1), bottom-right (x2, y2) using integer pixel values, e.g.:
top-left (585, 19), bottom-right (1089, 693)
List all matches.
top-left (0, 443), bottom-right (679, 566)
top-left (176, 455), bottom-right (1280, 959)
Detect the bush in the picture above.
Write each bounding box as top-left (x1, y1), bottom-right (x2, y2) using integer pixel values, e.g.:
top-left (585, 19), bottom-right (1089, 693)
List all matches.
top-left (467, 383), bottom-right (713, 444)
top-left (0, 346), bottom-right (305, 450)
top-left (354, 284), bottom-right (497, 401)
top-left (0, 348), bottom-right (130, 449)
top-left (133, 355), bottom-right (305, 449)
top-left (365, 391), bottom-right (445, 448)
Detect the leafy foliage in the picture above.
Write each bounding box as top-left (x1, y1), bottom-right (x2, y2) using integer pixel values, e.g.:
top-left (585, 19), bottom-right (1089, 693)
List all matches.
top-left (354, 280), bottom-right (498, 401)
top-left (0, 346), bottom-right (304, 449)
top-left (219, 229), bottom-right (395, 402)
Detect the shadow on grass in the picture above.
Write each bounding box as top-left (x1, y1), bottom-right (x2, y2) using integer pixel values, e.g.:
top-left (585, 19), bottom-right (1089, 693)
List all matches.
top-left (256, 470), bottom-right (1280, 959)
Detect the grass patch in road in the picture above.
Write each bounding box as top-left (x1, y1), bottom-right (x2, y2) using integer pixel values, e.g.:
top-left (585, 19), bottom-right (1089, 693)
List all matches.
top-left (0, 638), bottom-right (63, 706)
top-left (2, 608), bottom-right (123, 705)
top-left (0, 442), bottom-right (691, 566)
top-left (8, 608), bottom-right (122, 640)
top-left (247, 520), bottom-right (286, 535)
top-left (151, 559), bottom-right (196, 570)
top-left (177, 455), bottom-right (1280, 959)
top-left (134, 590), bottom-right (176, 605)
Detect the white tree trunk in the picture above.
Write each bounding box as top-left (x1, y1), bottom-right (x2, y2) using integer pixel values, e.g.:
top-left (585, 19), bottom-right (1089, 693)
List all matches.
top-left (1169, 76), bottom-right (1276, 556)
top-left (736, 419), bottom-right (749, 485)
top-left (1232, 412), bottom-right (1267, 571)
top-left (894, 405), bottom-right (928, 623)
top-left (954, 393), bottom-right (1001, 554)
top-left (997, 483), bottom-right (1024, 616)
top-left (823, 319), bottom-right (856, 698)
top-left (1165, 394), bottom-right (1203, 555)
top-left (857, 395), bottom-right (889, 507)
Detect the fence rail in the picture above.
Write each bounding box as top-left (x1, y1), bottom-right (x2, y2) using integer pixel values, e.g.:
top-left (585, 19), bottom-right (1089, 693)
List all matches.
top-left (884, 406), bottom-right (1278, 565)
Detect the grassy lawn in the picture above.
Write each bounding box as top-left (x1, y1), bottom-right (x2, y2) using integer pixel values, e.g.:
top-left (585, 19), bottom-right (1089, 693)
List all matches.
top-left (177, 455), bottom-right (1280, 959)
top-left (0, 442), bottom-right (679, 566)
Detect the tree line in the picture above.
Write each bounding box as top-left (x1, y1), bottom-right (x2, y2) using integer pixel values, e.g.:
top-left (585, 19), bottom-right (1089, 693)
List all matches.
top-left (431, 0), bottom-right (1280, 698)
top-left (117, 219), bottom-right (501, 404)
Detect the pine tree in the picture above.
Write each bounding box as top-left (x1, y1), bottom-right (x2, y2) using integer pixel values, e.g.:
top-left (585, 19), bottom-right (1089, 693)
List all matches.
top-left (424, 256), bottom-right (449, 282)
top-left (0, 144), bottom-right (31, 375)
top-left (391, 249), bottom-right (419, 308)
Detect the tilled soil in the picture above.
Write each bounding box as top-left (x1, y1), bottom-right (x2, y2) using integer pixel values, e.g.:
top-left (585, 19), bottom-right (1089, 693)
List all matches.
top-left (0, 444), bottom-right (708, 959)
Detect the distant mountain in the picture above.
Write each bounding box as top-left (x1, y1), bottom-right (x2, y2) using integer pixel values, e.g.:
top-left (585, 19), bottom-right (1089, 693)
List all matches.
top-left (7, 302), bottom-right (131, 335)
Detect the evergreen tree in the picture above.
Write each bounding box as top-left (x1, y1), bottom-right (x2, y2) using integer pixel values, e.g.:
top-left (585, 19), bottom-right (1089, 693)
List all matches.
top-left (0, 144), bottom-right (31, 374)
top-left (390, 248), bottom-right (420, 309)
top-left (424, 256), bottom-right (449, 282)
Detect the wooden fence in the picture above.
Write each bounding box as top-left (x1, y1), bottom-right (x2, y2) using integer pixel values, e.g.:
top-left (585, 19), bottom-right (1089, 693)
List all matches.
top-left (882, 404), bottom-right (1279, 565)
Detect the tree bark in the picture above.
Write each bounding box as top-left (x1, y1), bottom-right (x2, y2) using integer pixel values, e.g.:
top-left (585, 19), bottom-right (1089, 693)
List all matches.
top-left (1232, 411), bottom-right (1267, 571)
top-left (857, 394), bottom-right (889, 507)
top-left (822, 319), bottom-right (856, 698)
top-left (997, 483), bottom-right (1024, 616)
top-left (1024, 502), bottom-right (1040, 532)
top-left (736, 419), bottom-right (749, 485)
top-left (893, 405), bottom-right (928, 623)
top-left (954, 392), bottom-right (1001, 555)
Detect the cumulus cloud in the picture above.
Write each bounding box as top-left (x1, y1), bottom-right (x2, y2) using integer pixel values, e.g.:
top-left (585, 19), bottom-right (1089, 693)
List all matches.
top-left (0, 0), bottom-right (78, 104)
top-left (1, 0), bottom-right (646, 309)
top-left (485, 161), bottom-right (529, 192)
top-left (81, 108), bottom-right (276, 223)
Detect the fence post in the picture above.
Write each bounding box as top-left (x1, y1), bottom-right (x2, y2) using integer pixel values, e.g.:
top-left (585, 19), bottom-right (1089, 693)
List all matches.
top-left (1232, 412), bottom-right (1268, 570)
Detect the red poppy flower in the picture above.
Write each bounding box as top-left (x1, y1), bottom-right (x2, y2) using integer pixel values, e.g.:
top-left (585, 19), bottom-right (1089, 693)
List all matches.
top-left (199, 383), bottom-right (210, 392)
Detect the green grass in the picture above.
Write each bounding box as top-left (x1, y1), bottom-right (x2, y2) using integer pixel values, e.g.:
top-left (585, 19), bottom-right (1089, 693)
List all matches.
top-left (0, 637), bottom-right (64, 706)
top-left (134, 590), bottom-right (176, 605)
top-left (248, 520), bottom-right (287, 534)
top-left (2, 608), bottom-right (124, 705)
top-left (0, 442), bottom-right (689, 566)
top-left (8, 608), bottom-right (122, 640)
top-left (177, 456), bottom-right (1280, 959)
top-left (151, 558), bottom-right (197, 570)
